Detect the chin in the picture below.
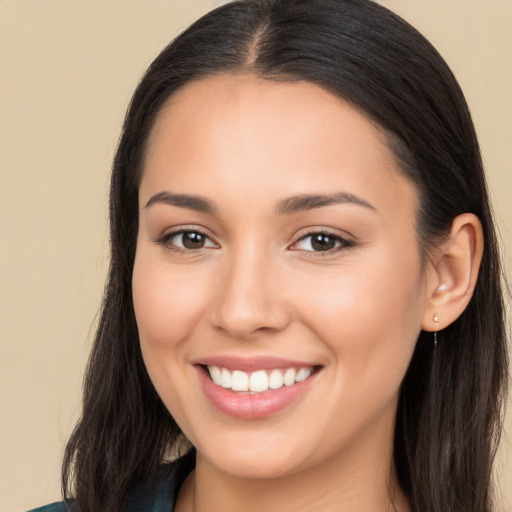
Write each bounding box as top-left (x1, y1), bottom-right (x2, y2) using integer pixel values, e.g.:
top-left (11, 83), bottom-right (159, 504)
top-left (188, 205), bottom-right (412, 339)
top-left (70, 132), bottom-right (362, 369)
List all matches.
top-left (192, 427), bottom-right (319, 480)
top-left (206, 451), bottom-right (307, 480)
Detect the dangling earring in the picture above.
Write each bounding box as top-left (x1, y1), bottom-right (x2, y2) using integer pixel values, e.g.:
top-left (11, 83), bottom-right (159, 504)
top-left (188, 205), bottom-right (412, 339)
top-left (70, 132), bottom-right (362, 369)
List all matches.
top-left (433, 314), bottom-right (439, 346)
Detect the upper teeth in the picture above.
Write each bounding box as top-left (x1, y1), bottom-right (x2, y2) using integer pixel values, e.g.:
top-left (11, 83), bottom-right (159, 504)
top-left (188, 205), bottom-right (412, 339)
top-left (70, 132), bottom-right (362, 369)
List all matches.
top-left (207, 366), bottom-right (313, 393)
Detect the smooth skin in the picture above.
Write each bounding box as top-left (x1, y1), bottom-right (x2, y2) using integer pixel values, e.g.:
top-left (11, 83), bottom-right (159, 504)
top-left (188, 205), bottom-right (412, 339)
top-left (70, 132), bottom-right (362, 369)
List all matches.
top-left (132, 75), bottom-right (483, 512)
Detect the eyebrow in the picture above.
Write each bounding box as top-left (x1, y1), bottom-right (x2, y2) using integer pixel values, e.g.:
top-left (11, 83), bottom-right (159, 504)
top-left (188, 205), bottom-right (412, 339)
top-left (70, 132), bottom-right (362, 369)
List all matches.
top-left (144, 190), bottom-right (376, 215)
top-left (145, 191), bottom-right (217, 214)
top-left (275, 192), bottom-right (376, 215)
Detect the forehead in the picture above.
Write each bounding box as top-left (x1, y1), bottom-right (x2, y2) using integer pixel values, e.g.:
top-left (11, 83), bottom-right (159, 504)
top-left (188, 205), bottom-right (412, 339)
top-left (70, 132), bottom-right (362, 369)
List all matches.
top-left (141, 74), bottom-right (417, 219)
top-left (147, 75), bottom-right (389, 168)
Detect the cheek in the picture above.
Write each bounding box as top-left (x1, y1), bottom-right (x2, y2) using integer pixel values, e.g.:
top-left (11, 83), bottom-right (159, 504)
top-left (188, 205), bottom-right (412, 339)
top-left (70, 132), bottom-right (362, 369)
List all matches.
top-left (131, 248), bottom-right (214, 428)
top-left (291, 253), bottom-right (424, 454)
top-left (297, 246), bottom-right (424, 396)
top-left (132, 253), bottom-right (211, 351)
top-left (302, 260), bottom-right (421, 330)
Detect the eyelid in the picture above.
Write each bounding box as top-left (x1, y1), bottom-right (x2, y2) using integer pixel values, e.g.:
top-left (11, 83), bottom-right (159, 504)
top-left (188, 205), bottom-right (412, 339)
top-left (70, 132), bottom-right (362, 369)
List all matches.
top-left (153, 225), bottom-right (355, 255)
top-left (153, 226), bottom-right (219, 252)
top-left (288, 228), bottom-right (356, 253)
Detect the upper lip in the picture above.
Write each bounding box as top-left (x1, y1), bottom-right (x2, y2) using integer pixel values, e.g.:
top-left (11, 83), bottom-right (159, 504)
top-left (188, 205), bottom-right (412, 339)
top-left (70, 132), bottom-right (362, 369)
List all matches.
top-left (192, 355), bottom-right (321, 372)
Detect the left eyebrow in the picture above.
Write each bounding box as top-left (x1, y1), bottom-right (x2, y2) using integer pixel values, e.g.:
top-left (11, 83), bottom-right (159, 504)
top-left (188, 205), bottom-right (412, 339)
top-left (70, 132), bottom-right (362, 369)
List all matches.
top-left (275, 192), bottom-right (377, 215)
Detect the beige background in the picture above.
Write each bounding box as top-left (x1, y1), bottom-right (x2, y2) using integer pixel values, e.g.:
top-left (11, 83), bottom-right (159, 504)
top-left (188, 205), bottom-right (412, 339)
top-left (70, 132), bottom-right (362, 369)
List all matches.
top-left (0, 1), bottom-right (510, 511)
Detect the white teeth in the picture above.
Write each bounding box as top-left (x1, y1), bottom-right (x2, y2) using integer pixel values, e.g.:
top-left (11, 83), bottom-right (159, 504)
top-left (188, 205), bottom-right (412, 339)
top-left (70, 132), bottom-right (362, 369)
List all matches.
top-left (220, 368), bottom-right (232, 388)
top-left (268, 369), bottom-right (284, 389)
top-left (249, 370), bottom-right (269, 392)
top-left (296, 368), bottom-right (311, 382)
top-left (206, 365), bottom-right (314, 393)
top-left (209, 366), bottom-right (222, 385)
top-left (283, 368), bottom-right (296, 386)
top-left (231, 370), bottom-right (249, 391)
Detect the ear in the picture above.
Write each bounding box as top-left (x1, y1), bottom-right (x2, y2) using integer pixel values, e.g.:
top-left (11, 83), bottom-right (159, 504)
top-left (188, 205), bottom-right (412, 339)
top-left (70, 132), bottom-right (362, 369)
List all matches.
top-left (421, 213), bottom-right (484, 333)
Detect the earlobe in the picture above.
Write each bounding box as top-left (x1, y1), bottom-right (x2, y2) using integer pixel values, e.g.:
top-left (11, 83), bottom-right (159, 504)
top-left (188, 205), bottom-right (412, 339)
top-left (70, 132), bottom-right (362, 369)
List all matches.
top-left (421, 213), bottom-right (484, 333)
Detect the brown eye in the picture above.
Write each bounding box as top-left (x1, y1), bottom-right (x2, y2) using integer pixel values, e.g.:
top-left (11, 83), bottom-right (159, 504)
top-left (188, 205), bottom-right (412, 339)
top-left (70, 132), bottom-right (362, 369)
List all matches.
top-left (180, 231), bottom-right (207, 249)
top-left (293, 231), bottom-right (354, 253)
top-left (157, 230), bottom-right (217, 251)
top-left (310, 234), bottom-right (337, 251)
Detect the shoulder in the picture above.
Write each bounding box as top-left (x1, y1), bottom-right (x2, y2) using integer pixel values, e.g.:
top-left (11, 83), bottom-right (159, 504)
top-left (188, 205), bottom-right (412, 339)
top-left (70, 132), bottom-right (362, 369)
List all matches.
top-left (27, 503), bottom-right (74, 512)
top-left (27, 451), bottom-right (195, 512)
top-left (126, 449), bottom-right (195, 511)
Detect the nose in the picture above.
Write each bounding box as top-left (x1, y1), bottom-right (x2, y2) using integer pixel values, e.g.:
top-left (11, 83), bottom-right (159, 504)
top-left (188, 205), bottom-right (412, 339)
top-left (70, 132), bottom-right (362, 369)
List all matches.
top-left (209, 247), bottom-right (291, 340)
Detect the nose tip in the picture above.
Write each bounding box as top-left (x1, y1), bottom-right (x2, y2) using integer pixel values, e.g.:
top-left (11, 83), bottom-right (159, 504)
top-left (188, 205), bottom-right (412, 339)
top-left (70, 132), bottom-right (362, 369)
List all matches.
top-left (209, 261), bottom-right (291, 340)
top-left (213, 308), bottom-right (277, 339)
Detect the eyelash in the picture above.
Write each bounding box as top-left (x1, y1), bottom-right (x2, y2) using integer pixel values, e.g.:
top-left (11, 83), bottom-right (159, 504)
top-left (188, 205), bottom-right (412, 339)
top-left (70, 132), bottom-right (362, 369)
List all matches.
top-left (291, 230), bottom-right (355, 256)
top-left (153, 227), bottom-right (214, 255)
top-left (153, 228), bottom-right (355, 256)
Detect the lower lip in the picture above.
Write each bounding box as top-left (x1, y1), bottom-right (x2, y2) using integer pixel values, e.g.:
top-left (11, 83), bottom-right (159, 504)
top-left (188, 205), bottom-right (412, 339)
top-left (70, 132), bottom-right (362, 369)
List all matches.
top-left (196, 366), bottom-right (319, 420)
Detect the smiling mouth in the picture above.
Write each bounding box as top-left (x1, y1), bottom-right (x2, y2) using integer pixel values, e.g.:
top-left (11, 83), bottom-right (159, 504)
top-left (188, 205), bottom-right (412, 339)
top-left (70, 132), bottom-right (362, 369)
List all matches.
top-left (203, 365), bottom-right (320, 394)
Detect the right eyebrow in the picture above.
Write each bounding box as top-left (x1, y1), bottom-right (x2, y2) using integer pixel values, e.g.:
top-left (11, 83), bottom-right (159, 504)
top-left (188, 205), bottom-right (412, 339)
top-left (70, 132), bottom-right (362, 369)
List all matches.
top-left (144, 191), bottom-right (217, 214)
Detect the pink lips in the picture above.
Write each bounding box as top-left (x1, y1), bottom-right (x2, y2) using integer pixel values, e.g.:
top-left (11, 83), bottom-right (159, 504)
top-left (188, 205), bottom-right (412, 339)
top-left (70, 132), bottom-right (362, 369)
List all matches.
top-left (194, 356), bottom-right (320, 420)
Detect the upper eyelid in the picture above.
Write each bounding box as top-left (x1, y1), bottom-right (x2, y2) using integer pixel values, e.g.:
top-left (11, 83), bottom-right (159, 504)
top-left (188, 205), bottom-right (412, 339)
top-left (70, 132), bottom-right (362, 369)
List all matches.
top-left (157, 225), bottom-right (215, 240)
top-left (293, 226), bottom-right (355, 242)
top-left (289, 231), bottom-right (353, 249)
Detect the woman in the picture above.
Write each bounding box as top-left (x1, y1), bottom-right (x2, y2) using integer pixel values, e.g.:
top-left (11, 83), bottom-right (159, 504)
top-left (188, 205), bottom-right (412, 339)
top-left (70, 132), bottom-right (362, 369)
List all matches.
top-left (31, 0), bottom-right (508, 511)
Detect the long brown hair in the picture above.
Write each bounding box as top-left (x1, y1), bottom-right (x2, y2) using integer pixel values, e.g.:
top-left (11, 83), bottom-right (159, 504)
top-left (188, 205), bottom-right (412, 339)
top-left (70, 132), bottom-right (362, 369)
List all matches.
top-left (63, 1), bottom-right (509, 510)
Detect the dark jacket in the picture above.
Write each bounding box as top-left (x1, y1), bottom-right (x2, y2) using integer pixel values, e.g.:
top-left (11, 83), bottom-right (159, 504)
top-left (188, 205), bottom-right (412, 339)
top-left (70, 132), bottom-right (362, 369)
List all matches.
top-left (28, 451), bottom-right (195, 512)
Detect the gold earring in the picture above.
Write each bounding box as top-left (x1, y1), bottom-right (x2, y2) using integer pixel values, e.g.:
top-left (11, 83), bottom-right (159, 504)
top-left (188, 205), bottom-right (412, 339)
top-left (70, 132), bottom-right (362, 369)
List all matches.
top-left (433, 314), bottom-right (439, 346)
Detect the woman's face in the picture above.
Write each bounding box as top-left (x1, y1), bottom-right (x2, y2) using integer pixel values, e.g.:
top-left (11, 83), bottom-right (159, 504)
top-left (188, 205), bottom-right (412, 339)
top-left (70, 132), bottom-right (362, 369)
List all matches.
top-left (133, 75), bottom-right (430, 480)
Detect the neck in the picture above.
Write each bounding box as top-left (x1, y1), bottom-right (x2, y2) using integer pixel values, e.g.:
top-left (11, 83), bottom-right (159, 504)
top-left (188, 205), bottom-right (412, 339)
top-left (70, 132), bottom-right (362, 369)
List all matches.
top-left (175, 410), bottom-right (410, 512)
